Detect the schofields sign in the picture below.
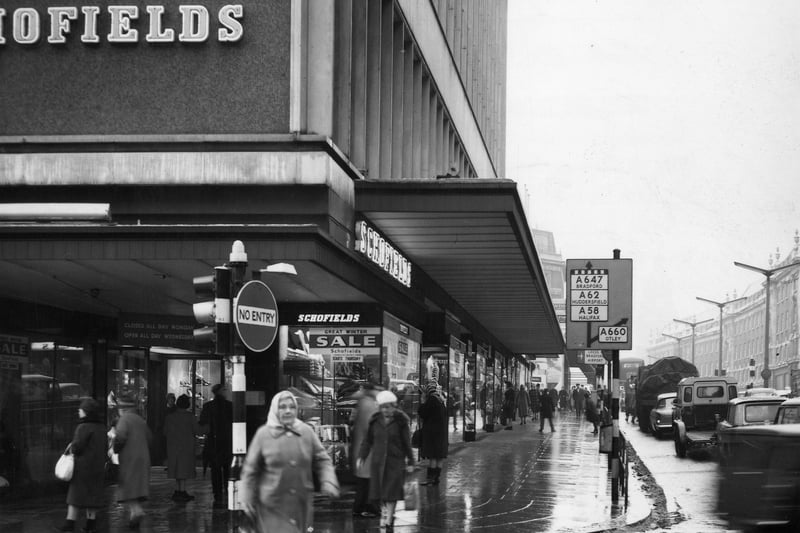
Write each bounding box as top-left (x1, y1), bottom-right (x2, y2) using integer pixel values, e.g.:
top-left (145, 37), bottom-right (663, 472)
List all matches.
top-left (1, 0), bottom-right (289, 137)
top-left (0, 4), bottom-right (243, 45)
top-left (355, 221), bottom-right (412, 288)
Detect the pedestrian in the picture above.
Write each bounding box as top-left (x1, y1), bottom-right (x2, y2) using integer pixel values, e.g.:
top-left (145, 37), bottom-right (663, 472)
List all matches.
top-left (516, 385), bottom-right (530, 425)
top-left (529, 384), bottom-right (540, 421)
top-left (575, 385), bottom-right (586, 418)
top-left (164, 394), bottom-right (200, 502)
top-left (586, 389), bottom-right (600, 435)
top-left (559, 388), bottom-right (568, 411)
top-left (114, 408), bottom-right (152, 529)
top-left (349, 382), bottom-right (381, 518)
top-left (155, 393), bottom-right (176, 467)
top-left (502, 382), bottom-right (515, 430)
top-left (240, 390), bottom-right (340, 533)
top-left (198, 383), bottom-right (232, 509)
top-left (448, 386), bottom-right (460, 431)
top-left (357, 390), bottom-right (415, 532)
top-left (549, 387), bottom-right (559, 414)
top-left (56, 398), bottom-right (106, 533)
top-left (538, 387), bottom-right (556, 432)
top-left (418, 382), bottom-right (448, 486)
top-left (625, 379), bottom-right (637, 423)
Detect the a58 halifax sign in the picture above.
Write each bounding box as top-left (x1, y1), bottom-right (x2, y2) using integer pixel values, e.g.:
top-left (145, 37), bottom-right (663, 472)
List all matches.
top-left (565, 258), bottom-right (632, 351)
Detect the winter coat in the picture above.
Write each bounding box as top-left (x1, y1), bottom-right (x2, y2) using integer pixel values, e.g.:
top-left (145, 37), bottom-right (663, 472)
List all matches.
top-left (164, 408), bottom-right (199, 480)
top-left (114, 411), bottom-right (151, 502)
top-left (530, 389), bottom-right (540, 412)
top-left (66, 416), bottom-right (107, 508)
top-left (516, 390), bottom-right (530, 418)
top-left (198, 397), bottom-right (232, 464)
top-left (350, 391), bottom-right (379, 478)
top-left (503, 388), bottom-right (516, 420)
top-left (240, 420), bottom-right (339, 533)
top-left (539, 391), bottom-right (555, 418)
top-left (359, 410), bottom-right (414, 502)
top-left (418, 394), bottom-right (448, 460)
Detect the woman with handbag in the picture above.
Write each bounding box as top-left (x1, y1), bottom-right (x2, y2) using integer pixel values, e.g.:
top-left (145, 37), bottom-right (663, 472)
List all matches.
top-left (56, 398), bottom-right (107, 533)
top-left (358, 390), bottom-right (415, 532)
top-left (240, 390), bottom-right (340, 533)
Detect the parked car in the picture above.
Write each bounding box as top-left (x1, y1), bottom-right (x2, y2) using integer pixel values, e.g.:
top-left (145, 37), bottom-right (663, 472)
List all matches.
top-left (774, 397), bottom-right (800, 424)
top-left (741, 387), bottom-right (777, 397)
top-left (648, 392), bottom-right (676, 437)
top-left (716, 396), bottom-right (785, 465)
top-left (717, 423), bottom-right (800, 531)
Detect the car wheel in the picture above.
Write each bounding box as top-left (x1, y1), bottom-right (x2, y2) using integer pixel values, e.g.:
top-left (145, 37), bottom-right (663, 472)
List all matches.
top-left (650, 423), bottom-right (660, 439)
top-left (674, 431), bottom-right (686, 458)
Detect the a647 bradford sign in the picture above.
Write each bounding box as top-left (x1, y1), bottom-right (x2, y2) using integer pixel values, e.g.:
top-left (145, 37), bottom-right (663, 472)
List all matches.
top-left (565, 258), bottom-right (632, 351)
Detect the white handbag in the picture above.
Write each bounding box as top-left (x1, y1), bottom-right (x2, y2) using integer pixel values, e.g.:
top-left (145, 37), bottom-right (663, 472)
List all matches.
top-left (54, 444), bottom-right (74, 482)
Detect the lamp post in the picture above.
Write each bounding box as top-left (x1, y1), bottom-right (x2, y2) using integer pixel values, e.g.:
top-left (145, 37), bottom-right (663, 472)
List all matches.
top-left (662, 333), bottom-right (691, 359)
top-left (673, 318), bottom-right (713, 365)
top-left (696, 296), bottom-right (746, 377)
top-left (733, 259), bottom-right (800, 387)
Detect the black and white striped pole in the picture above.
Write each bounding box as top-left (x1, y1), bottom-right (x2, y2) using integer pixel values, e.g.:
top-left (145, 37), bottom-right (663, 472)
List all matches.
top-left (227, 241), bottom-right (248, 519)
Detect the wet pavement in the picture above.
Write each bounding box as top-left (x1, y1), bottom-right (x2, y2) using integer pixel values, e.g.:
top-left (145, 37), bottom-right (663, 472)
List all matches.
top-left (0, 412), bottom-right (652, 532)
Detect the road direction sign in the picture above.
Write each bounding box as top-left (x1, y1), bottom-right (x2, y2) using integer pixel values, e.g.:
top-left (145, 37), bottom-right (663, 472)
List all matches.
top-left (234, 280), bottom-right (278, 352)
top-left (565, 258), bottom-right (632, 351)
top-left (582, 350), bottom-right (607, 365)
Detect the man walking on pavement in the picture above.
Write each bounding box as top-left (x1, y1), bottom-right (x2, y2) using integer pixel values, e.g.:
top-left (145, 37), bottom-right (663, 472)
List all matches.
top-left (198, 384), bottom-right (232, 509)
top-left (538, 387), bottom-right (556, 432)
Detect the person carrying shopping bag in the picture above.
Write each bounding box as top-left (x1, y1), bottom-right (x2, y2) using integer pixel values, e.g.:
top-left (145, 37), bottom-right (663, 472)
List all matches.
top-left (357, 390), bottom-right (416, 532)
top-left (56, 398), bottom-right (107, 533)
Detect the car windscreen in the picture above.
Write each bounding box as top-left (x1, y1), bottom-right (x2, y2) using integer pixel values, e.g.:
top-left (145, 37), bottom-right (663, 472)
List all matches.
top-left (744, 404), bottom-right (781, 424)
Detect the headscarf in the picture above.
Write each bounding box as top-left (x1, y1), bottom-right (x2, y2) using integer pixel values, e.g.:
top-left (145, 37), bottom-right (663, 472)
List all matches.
top-left (266, 390), bottom-right (303, 434)
top-left (425, 382), bottom-right (443, 401)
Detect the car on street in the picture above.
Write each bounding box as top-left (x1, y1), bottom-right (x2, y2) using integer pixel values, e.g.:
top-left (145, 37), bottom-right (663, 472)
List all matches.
top-left (716, 396), bottom-right (785, 465)
top-left (673, 375), bottom-right (738, 457)
top-left (648, 392), bottom-right (676, 437)
top-left (716, 423), bottom-right (800, 531)
top-left (774, 397), bottom-right (800, 424)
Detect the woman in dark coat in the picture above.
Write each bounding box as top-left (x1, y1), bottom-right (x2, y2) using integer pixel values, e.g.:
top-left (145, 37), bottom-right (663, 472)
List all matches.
top-left (358, 390), bottom-right (415, 532)
top-left (57, 398), bottom-right (107, 533)
top-left (114, 409), bottom-right (151, 529)
top-left (417, 382), bottom-right (448, 486)
top-left (164, 394), bottom-right (200, 501)
top-left (502, 382), bottom-right (516, 429)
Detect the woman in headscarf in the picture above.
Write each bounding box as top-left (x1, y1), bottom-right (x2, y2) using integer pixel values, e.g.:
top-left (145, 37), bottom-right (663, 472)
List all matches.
top-left (164, 394), bottom-right (200, 501)
top-left (240, 390), bottom-right (339, 533)
top-left (417, 382), bottom-right (448, 486)
top-left (358, 390), bottom-right (416, 532)
top-left (56, 398), bottom-right (107, 533)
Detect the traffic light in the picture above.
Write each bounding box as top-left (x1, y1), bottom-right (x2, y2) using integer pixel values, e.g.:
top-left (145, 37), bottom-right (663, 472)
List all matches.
top-left (192, 266), bottom-right (231, 355)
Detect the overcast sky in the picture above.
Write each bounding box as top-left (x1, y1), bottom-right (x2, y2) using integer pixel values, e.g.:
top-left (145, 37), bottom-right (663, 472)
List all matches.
top-left (506, 1), bottom-right (800, 356)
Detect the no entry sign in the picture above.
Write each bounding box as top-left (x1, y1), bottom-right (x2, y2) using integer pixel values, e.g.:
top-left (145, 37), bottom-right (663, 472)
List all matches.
top-left (234, 280), bottom-right (278, 352)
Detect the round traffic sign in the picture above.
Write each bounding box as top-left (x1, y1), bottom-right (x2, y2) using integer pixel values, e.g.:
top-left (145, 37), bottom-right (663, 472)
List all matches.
top-left (234, 280), bottom-right (278, 352)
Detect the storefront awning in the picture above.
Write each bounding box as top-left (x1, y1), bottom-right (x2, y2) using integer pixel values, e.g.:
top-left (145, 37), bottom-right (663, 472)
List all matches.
top-left (355, 179), bottom-right (565, 357)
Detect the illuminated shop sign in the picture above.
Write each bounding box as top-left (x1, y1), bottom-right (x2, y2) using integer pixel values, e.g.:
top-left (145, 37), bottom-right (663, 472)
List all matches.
top-left (308, 327), bottom-right (382, 357)
top-left (296, 314), bottom-right (361, 324)
top-left (355, 220), bottom-right (412, 288)
top-left (0, 4), bottom-right (244, 45)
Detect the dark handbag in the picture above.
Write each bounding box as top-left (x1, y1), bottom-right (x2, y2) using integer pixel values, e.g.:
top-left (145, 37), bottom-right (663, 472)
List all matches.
top-left (411, 429), bottom-right (420, 448)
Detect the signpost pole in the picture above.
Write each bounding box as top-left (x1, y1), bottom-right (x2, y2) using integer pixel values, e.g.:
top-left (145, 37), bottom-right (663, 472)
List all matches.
top-left (228, 241), bottom-right (248, 526)
top-left (610, 249), bottom-right (621, 503)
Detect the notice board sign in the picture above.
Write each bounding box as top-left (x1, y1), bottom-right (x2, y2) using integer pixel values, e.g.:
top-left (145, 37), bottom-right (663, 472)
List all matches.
top-left (565, 258), bottom-right (632, 351)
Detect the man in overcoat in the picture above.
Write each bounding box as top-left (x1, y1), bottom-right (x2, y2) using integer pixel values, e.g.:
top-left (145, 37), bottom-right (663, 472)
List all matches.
top-left (199, 384), bottom-right (232, 508)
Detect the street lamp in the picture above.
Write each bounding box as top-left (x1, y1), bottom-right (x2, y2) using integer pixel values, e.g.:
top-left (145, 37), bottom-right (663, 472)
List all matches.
top-left (673, 317), bottom-right (713, 365)
top-left (733, 259), bottom-right (800, 387)
top-left (662, 333), bottom-right (691, 359)
top-left (696, 296), bottom-right (746, 377)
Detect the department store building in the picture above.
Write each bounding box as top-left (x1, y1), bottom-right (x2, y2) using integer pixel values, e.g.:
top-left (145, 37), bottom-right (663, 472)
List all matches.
top-left (0, 0), bottom-right (563, 491)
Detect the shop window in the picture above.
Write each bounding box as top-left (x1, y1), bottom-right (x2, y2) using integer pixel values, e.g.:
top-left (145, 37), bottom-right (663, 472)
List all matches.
top-left (18, 342), bottom-right (92, 485)
top-left (107, 348), bottom-right (147, 422)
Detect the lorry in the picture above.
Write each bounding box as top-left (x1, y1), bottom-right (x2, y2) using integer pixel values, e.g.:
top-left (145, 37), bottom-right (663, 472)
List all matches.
top-left (635, 356), bottom-right (699, 433)
top-left (672, 375), bottom-right (738, 457)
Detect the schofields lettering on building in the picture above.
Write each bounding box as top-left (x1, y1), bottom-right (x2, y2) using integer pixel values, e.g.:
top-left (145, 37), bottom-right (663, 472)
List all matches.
top-left (355, 221), bottom-right (412, 288)
top-left (0, 4), bottom-right (244, 45)
top-left (296, 314), bottom-right (362, 324)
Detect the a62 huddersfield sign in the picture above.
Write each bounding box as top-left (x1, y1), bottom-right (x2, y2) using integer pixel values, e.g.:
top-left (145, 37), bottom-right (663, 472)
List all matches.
top-left (565, 258), bottom-right (632, 351)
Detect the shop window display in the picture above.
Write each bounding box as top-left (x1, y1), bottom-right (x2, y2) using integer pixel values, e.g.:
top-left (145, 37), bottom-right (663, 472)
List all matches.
top-left (18, 343), bottom-right (92, 484)
top-left (107, 348), bottom-right (147, 422)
